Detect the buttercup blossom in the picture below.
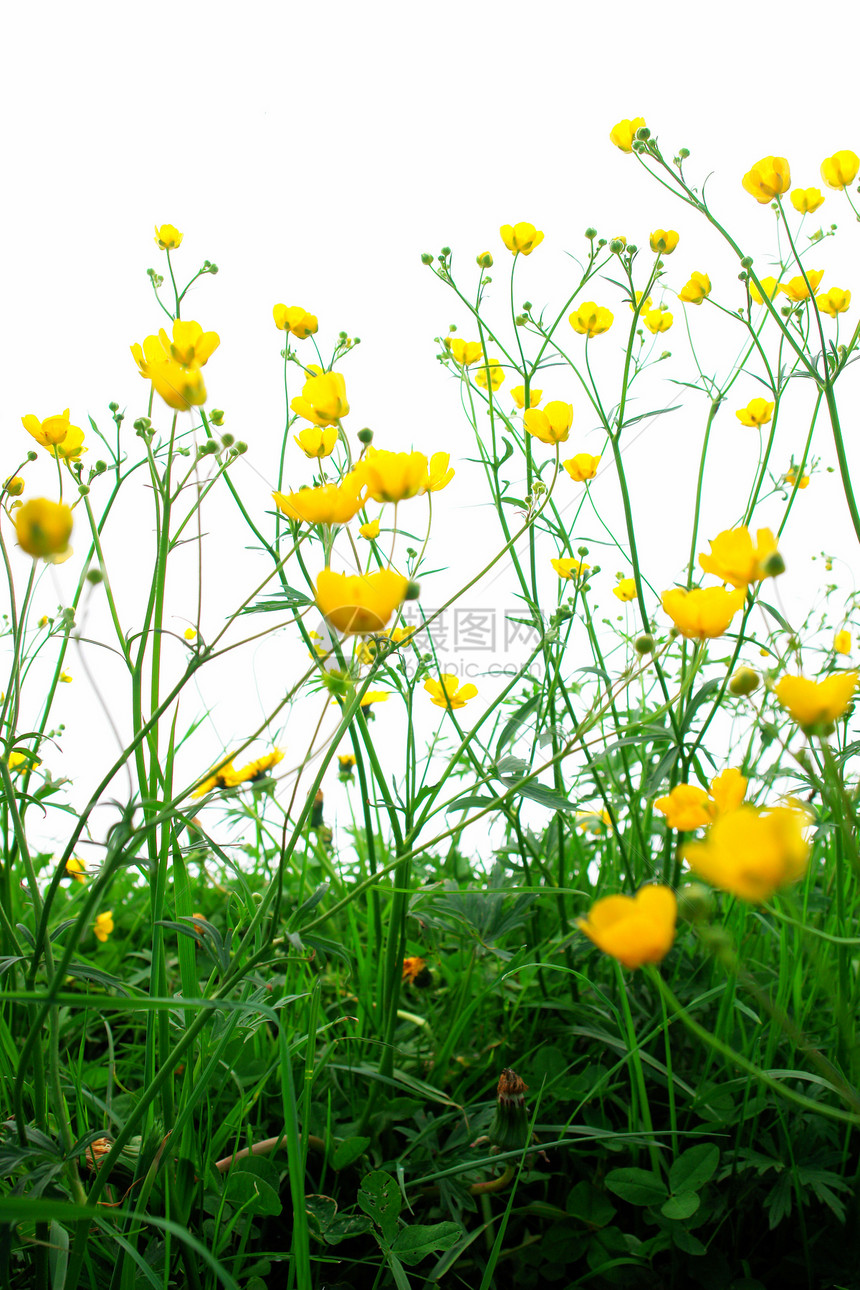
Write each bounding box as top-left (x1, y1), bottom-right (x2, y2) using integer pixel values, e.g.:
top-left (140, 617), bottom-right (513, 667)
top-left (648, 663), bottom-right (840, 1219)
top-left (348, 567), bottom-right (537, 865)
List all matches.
top-left (294, 426), bottom-right (338, 459)
top-left (790, 188), bottom-right (824, 214)
top-left (656, 767), bottom-right (747, 831)
top-left (551, 557), bottom-right (589, 580)
top-left (736, 398), bottom-right (775, 427)
top-left (785, 467), bottom-right (809, 490)
top-left (65, 858), bottom-right (87, 882)
top-left (315, 569), bottom-right (409, 635)
top-left (424, 674), bottom-right (478, 710)
top-left (649, 229), bottom-right (679, 254)
top-left (94, 912), bottom-right (115, 943)
top-left (781, 271), bottom-right (824, 303)
top-left (425, 451), bottom-right (455, 493)
top-left (630, 292), bottom-right (653, 313)
top-left (742, 156), bottom-right (791, 203)
top-left (578, 885), bottom-right (676, 969)
top-left (154, 224), bottom-right (183, 249)
top-left (698, 527), bottom-right (780, 587)
top-left (775, 672), bottom-right (858, 732)
top-left (524, 401), bottom-right (573, 445)
top-left (569, 303), bottom-right (614, 338)
top-left (4, 476), bottom-right (24, 497)
top-left (131, 321), bottom-right (219, 411)
top-left (750, 276), bottom-right (781, 305)
top-left (474, 359), bottom-right (505, 391)
top-left (563, 453), bottom-right (601, 483)
top-left (500, 222), bottom-right (544, 255)
top-left (8, 751), bottom-right (39, 774)
top-left (291, 371), bottom-right (349, 426)
top-left (360, 690), bottom-right (389, 709)
top-left (273, 304), bottom-right (318, 338)
top-left (359, 449), bottom-right (428, 503)
top-left (14, 498), bottom-right (73, 558)
top-left (273, 475), bottom-right (366, 526)
top-left (613, 578), bottom-right (636, 602)
top-left (661, 586), bottom-right (746, 639)
top-left (834, 630), bottom-right (851, 656)
top-left (193, 750), bottom-right (284, 797)
top-left (359, 518), bottom-right (380, 539)
top-left (683, 805), bottom-right (810, 902)
top-left (609, 117), bottom-right (646, 153)
top-left (445, 338), bottom-right (484, 367)
top-left (22, 410), bottom-right (87, 462)
top-left (820, 150), bottom-right (860, 190)
top-left (644, 308), bottom-right (673, 334)
top-left (816, 288), bottom-right (851, 317)
top-left (511, 385), bottom-right (541, 409)
top-left (678, 272), bottom-right (711, 305)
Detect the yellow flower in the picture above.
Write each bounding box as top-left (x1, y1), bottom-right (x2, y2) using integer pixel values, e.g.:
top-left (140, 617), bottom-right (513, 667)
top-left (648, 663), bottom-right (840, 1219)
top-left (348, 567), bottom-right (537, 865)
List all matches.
top-left (678, 272), bottom-right (711, 305)
top-left (8, 751), bottom-right (40, 774)
top-left (474, 359), bottom-right (505, 391)
top-left (578, 885), bottom-right (676, 969)
top-left (94, 911), bottom-right (114, 943)
top-left (59, 671), bottom-right (72, 683)
top-left (273, 304), bottom-right (318, 338)
top-left (230, 750), bottom-right (284, 786)
top-left (402, 955), bottom-right (428, 983)
top-left (14, 498), bottom-right (73, 559)
top-left (476, 251), bottom-right (493, 268)
top-left (273, 474), bottom-right (366, 526)
top-left (65, 857), bottom-right (87, 882)
top-left (698, 527), bottom-right (780, 587)
top-left (21, 410), bottom-right (86, 462)
top-left (562, 453), bottom-right (601, 482)
top-left (290, 371), bottom-right (349, 426)
top-left (184, 627), bottom-right (197, 641)
top-left (609, 117), bottom-right (646, 154)
top-left (359, 517), bottom-right (380, 539)
top-left (708, 767), bottom-right (748, 815)
top-left (790, 187), bottom-right (824, 214)
top-left (735, 398), bottom-right (775, 427)
top-left (613, 578), bottom-right (636, 602)
top-left (154, 224), bottom-right (183, 250)
top-left (785, 467), bottom-right (809, 490)
top-left (834, 630), bottom-right (851, 655)
top-left (775, 672), bottom-right (858, 732)
top-left (192, 756), bottom-right (238, 797)
top-left (445, 338), bottom-right (484, 367)
top-left (294, 426), bottom-right (338, 459)
top-left (424, 674), bottom-right (478, 709)
top-left (820, 150), bottom-right (860, 190)
top-left (630, 292), bottom-right (653, 313)
top-left (816, 287), bottom-right (851, 317)
top-left (569, 303), bottom-right (614, 338)
top-left (683, 805), bottom-right (810, 902)
top-left (131, 322), bottom-right (218, 411)
top-left (661, 586), bottom-right (746, 639)
top-left (551, 557), bottom-right (589, 580)
top-left (359, 448), bottom-right (428, 503)
top-left (426, 451), bottom-right (455, 493)
top-left (654, 784), bottom-right (711, 831)
top-left (509, 385), bottom-right (538, 411)
top-left (5, 476), bottom-right (25, 496)
top-left (750, 276), bottom-right (781, 305)
top-left (742, 156), bottom-right (791, 203)
top-left (649, 229), bottom-right (679, 255)
top-left (643, 308), bottom-right (673, 334)
top-left (524, 401), bottom-right (573, 445)
top-left (315, 568), bottom-right (409, 636)
top-left (499, 222), bottom-right (544, 255)
top-left (781, 271), bottom-right (824, 303)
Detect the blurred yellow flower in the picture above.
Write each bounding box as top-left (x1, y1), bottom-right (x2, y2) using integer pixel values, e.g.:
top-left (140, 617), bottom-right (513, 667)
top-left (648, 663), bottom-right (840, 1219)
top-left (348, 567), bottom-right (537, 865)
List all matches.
top-left (775, 672), bottom-right (858, 732)
top-left (678, 272), bottom-right (711, 305)
top-left (578, 885), bottom-right (676, 969)
top-left (708, 767), bottom-right (749, 815)
top-left (5, 476), bottom-right (25, 496)
top-left (184, 627), bottom-right (197, 641)
top-left (294, 426), bottom-right (338, 459)
top-left (359, 517), bottom-right (380, 539)
top-left (683, 805), bottom-right (810, 902)
top-left (736, 398), bottom-right (775, 427)
top-left (65, 857), bottom-right (87, 882)
top-left (273, 474), bottom-right (366, 526)
top-left (192, 756), bottom-right (238, 797)
top-left (781, 271), bottom-right (824, 302)
top-left (785, 467), bottom-right (809, 489)
top-left (816, 287), bottom-right (851, 317)
top-left (609, 117), bottom-right (646, 153)
top-left (230, 750), bottom-right (284, 785)
top-left (569, 303), bottom-right (614, 337)
top-left (22, 410), bottom-right (86, 462)
top-left (94, 911), bottom-right (114, 943)
top-left (630, 292), bottom-right (653, 313)
top-left (290, 371), bottom-right (349, 426)
top-left (524, 401), bottom-right (573, 445)
top-left (424, 674), bottom-right (478, 709)
top-left (131, 322), bottom-right (218, 411)
top-left (426, 451), bottom-right (455, 492)
top-left (273, 304), bottom-right (318, 338)
top-left (790, 187), bottom-right (824, 214)
top-left (551, 557), bottom-right (589, 580)
top-left (359, 690), bottom-right (389, 709)
top-left (316, 568), bottom-right (409, 635)
top-left (167, 320), bottom-right (220, 367)
top-left (500, 222), bottom-right (544, 255)
top-left (359, 448), bottom-right (428, 503)
top-left (698, 527), bottom-right (780, 587)
top-left (562, 453), bottom-right (601, 482)
top-left (59, 670), bottom-right (72, 683)
top-left (661, 586), bottom-right (746, 639)
top-left (445, 338), bottom-right (484, 367)
top-left (474, 359), bottom-right (505, 391)
top-left (511, 385), bottom-right (541, 409)
top-left (649, 229), bottom-right (679, 254)
top-left (613, 578), bottom-right (636, 602)
top-left (820, 150), bottom-right (860, 190)
top-left (402, 955), bottom-right (428, 983)
top-left (834, 630), bottom-right (851, 655)
top-left (655, 784), bottom-right (711, 831)
top-left (644, 308), bottom-right (673, 334)
top-left (8, 751), bottom-right (39, 774)
top-left (154, 224), bottom-right (183, 249)
top-left (750, 276), bottom-right (781, 305)
top-left (742, 156), bottom-right (791, 203)
top-left (14, 498), bottom-right (73, 559)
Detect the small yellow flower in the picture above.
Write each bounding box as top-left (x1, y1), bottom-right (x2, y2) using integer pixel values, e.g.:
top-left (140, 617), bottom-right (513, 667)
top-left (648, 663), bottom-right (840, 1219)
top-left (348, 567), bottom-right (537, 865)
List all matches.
top-left (59, 670), bottom-right (72, 684)
top-left (4, 476), bottom-right (25, 497)
top-left (775, 672), bottom-right (858, 733)
top-left (834, 630), bottom-right (851, 656)
top-left (230, 750), bottom-right (285, 786)
top-left (14, 498), bottom-right (73, 559)
top-left (735, 398), bottom-right (775, 428)
top-left (661, 586), bottom-right (746, 639)
top-left (816, 288), bottom-right (851, 317)
top-left (750, 276), bottom-right (781, 305)
top-left (820, 150), bottom-right (860, 190)
top-left (609, 117), bottom-right (646, 154)
top-left (359, 690), bottom-right (389, 710)
top-left (499, 222), bottom-right (544, 255)
top-left (8, 751), bottom-right (39, 774)
top-left (476, 251), bottom-right (493, 268)
top-left (273, 304), bottom-right (318, 338)
top-left (338, 754), bottom-right (356, 771)
top-left (359, 448), bottom-right (428, 503)
top-left (154, 224), bottom-right (183, 250)
top-left (294, 426), bottom-right (338, 459)
top-left (523, 401), bottom-right (573, 445)
top-left (425, 451), bottom-right (455, 493)
top-left (359, 518), bottom-right (380, 539)
top-left (643, 308), bottom-right (673, 334)
top-left (684, 805), bottom-right (811, 902)
top-left (742, 156), bottom-right (791, 203)
top-left (578, 885), bottom-right (676, 969)
top-left (613, 578), bottom-right (637, 602)
top-left (569, 303), bottom-right (614, 338)
top-left (649, 229), bottom-right (679, 255)
top-left (655, 784), bottom-right (711, 831)
top-left (551, 557), bottom-right (589, 580)
top-left (22, 410), bottom-right (87, 462)
top-left (698, 527), bottom-right (781, 588)
top-left (424, 674), bottom-right (478, 710)
top-left (781, 271), bottom-right (824, 303)
top-left (94, 911), bottom-right (115, 943)
top-left (790, 187), bottom-right (825, 214)
top-left (273, 474), bottom-right (366, 526)
top-left (315, 569), bottom-right (409, 636)
top-left (474, 359), bottom-right (505, 391)
top-left (511, 385), bottom-right (541, 409)
top-left (192, 756), bottom-right (238, 797)
top-left (290, 371), bottom-right (349, 426)
top-left (184, 627), bottom-right (197, 641)
top-left (131, 322), bottom-right (218, 411)
top-left (402, 955), bottom-right (429, 984)
top-left (630, 292), bottom-right (653, 313)
top-left (65, 857), bottom-right (87, 882)
top-left (785, 467), bottom-right (809, 490)
top-left (445, 338), bottom-right (484, 367)
top-left (562, 453), bottom-right (601, 482)
top-left (678, 272), bottom-right (711, 305)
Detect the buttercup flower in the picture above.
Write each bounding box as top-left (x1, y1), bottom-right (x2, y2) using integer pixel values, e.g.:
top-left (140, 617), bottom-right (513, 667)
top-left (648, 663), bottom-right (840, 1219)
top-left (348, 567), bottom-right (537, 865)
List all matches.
top-left (816, 288), bottom-right (851, 317)
top-left (424, 674), bottom-right (478, 710)
top-left (609, 117), bottom-right (646, 153)
top-left (65, 857), bottom-right (87, 882)
top-left (834, 630), bottom-right (851, 655)
top-left (820, 150), bottom-right (860, 190)
top-left (707, 767), bottom-right (748, 815)
top-left (569, 303), bottom-right (614, 338)
top-left (785, 467), bottom-right (809, 489)
top-left (4, 476), bottom-right (24, 497)
top-left (359, 449), bottom-right (428, 503)
top-left (8, 751), bottom-right (39, 774)
top-left (316, 568), bottom-right (409, 635)
top-left (781, 271), bottom-right (824, 303)
top-left (578, 885), bottom-right (676, 969)
top-left (22, 410), bottom-right (86, 462)
top-left (750, 276), bottom-right (781, 305)
top-left (613, 578), bottom-right (636, 602)
top-left (60, 671), bottom-right (72, 683)
top-left (661, 586), bottom-right (746, 639)
top-left (474, 359), bottom-right (505, 391)
top-left (14, 498), bottom-right (73, 558)
top-left (230, 750), bottom-right (284, 786)
top-left (551, 557), bottom-right (589, 580)
top-left (630, 292), bottom-right (653, 313)
top-left (649, 229), bottom-right (679, 254)
top-left (524, 401), bottom-right (573, 445)
top-left (94, 911), bottom-right (115, 943)
top-left (683, 805), bottom-right (810, 902)
top-left (154, 224), bottom-right (183, 250)
top-left (775, 672), bottom-right (858, 732)
top-left (511, 385), bottom-right (541, 409)
top-left (698, 527), bottom-right (780, 587)
top-left (290, 371), bottom-right (349, 426)
top-left (500, 222), bottom-right (544, 255)
top-left (644, 308), bottom-right (673, 334)
top-left (273, 474), bottom-right (366, 526)
top-left (562, 453), bottom-right (601, 482)
top-left (193, 756), bottom-right (238, 797)
top-left (425, 451), bottom-right (455, 493)
top-left (736, 398), bottom-right (775, 427)
top-left (184, 628), bottom-right (197, 641)
top-left (445, 338), bottom-right (484, 367)
top-left (790, 188), bottom-right (824, 214)
top-left (742, 156), bottom-right (791, 203)
top-left (655, 784), bottom-right (711, 831)
top-left (131, 322), bottom-right (218, 411)
top-left (359, 517), bottom-right (380, 539)
top-left (678, 272), bottom-right (711, 305)
top-left (273, 304), bottom-right (318, 338)
top-left (360, 690), bottom-right (389, 710)
top-left (294, 426), bottom-right (338, 459)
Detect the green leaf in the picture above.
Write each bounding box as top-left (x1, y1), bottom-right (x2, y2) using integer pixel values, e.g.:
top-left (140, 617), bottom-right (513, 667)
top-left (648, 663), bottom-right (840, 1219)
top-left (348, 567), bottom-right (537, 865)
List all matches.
top-left (565, 1181), bottom-right (616, 1228)
top-left (240, 586), bottom-right (314, 615)
top-left (500, 778), bottom-right (574, 813)
top-left (495, 694), bottom-right (541, 759)
top-left (670, 1223), bottom-right (706, 1256)
top-left (445, 795), bottom-right (500, 813)
top-left (668, 1143), bottom-right (719, 1196)
top-left (323, 1213), bottom-right (374, 1245)
top-left (604, 1167), bottom-right (668, 1207)
top-left (332, 1136), bottom-right (371, 1170)
top-left (390, 1222), bottom-right (463, 1265)
top-left (759, 601), bottom-right (794, 634)
top-left (661, 1191), bottom-right (700, 1220)
top-left (358, 1169), bottom-right (401, 1244)
top-left (679, 679), bottom-right (721, 736)
top-left (224, 1158), bottom-right (282, 1216)
top-left (305, 1194), bottom-right (338, 1241)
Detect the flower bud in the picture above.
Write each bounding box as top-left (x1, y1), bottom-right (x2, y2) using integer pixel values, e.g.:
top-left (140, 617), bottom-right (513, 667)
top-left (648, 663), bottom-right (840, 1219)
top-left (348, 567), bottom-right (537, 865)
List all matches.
top-left (404, 580), bottom-right (421, 601)
top-left (609, 238), bottom-right (625, 254)
top-left (4, 477), bottom-right (25, 497)
top-left (678, 147), bottom-right (690, 159)
top-left (585, 227), bottom-right (597, 239)
top-left (634, 633), bottom-right (655, 655)
top-left (78, 484), bottom-right (90, 496)
top-left (488, 1068), bottom-right (530, 1152)
top-left (636, 126), bottom-right (651, 140)
top-left (476, 251), bottom-right (493, 267)
top-left (358, 427), bottom-right (374, 445)
top-left (108, 401), bottom-right (119, 413)
top-left (235, 441), bottom-right (248, 454)
top-left (200, 440), bottom-right (220, 456)
top-left (760, 551), bottom-right (786, 578)
top-left (209, 409), bottom-right (225, 426)
top-left (421, 252), bottom-right (434, 265)
top-left (208, 264), bottom-right (219, 275)
top-left (740, 256), bottom-right (753, 269)
top-left (440, 246), bottom-right (451, 257)
top-left (27, 451), bottom-right (39, 462)
top-left (133, 417), bottom-right (151, 433)
top-left (86, 569), bottom-right (104, 585)
top-left (729, 666), bottom-right (760, 696)
top-left (94, 460), bottom-right (107, 473)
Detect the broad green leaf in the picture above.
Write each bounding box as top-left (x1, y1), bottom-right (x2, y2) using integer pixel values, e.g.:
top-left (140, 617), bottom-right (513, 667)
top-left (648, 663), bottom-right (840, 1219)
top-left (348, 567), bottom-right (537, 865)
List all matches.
top-left (668, 1143), bottom-right (719, 1196)
top-left (358, 1169), bottom-right (401, 1244)
top-left (390, 1221), bottom-right (463, 1265)
top-left (604, 1167), bottom-right (668, 1206)
top-left (332, 1136), bottom-right (371, 1170)
top-left (661, 1191), bottom-right (700, 1220)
